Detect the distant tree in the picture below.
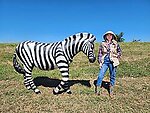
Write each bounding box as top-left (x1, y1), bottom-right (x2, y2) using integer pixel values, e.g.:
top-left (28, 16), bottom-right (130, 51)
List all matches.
top-left (115, 32), bottom-right (125, 42)
top-left (132, 39), bottom-right (141, 42)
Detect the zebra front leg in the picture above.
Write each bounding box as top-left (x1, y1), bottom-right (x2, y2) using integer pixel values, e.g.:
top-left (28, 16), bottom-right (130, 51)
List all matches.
top-left (53, 54), bottom-right (72, 94)
top-left (62, 80), bottom-right (72, 94)
top-left (53, 70), bottom-right (72, 95)
top-left (53, 78), bottom-right (72, 95)
top-left (24, 73), bottom-right (41, 94)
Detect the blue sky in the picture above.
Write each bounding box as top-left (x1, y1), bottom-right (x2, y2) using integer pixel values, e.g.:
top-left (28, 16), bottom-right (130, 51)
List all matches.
top-left (0, 0), bottom-right (150, 43)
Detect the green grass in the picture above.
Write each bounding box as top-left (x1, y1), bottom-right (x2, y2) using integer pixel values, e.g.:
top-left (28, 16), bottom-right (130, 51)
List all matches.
top-left (0, 42), bottom-right (150, 113)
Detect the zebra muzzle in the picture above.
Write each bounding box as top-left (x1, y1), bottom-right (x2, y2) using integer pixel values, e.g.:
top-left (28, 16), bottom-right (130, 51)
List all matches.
top-left (89, 56), bottom-right (96, 63)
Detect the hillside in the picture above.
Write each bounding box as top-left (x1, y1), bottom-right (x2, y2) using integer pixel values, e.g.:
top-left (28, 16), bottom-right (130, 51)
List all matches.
top-left (0, 42), bottom-right (150, 113)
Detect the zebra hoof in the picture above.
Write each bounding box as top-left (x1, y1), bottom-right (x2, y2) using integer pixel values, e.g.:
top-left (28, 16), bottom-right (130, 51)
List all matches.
top-left (25, 85), bottom-right (32, 90)
top-left (26, 86), bottom-right (32, 90)
top-left (53, 89), bottom-right (59, 95)
top-left (66, 89), bottom-right (72, 94)
top-left (34, 89), bottom-right (41, 94)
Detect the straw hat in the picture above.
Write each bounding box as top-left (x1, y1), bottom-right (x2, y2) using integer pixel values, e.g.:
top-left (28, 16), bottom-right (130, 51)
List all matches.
top-left (103, 31), bottom-right (117, 41)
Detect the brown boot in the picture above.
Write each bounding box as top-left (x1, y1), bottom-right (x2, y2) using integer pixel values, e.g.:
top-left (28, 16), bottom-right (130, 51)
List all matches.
top-left (95, 86), bottom-right (101, 95)
top-left (109, 85), bottom-right (114, 98)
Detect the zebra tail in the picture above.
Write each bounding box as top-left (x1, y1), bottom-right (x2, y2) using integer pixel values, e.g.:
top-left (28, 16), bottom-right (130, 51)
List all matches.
top-left (13, 53), bottom-right (25, 74)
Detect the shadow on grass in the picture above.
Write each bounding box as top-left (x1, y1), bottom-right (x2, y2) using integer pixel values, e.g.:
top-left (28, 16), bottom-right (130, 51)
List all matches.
top-left (93, 80), bottom-right (110, 94)
top-left (33, 76), bottom-right (91, 88)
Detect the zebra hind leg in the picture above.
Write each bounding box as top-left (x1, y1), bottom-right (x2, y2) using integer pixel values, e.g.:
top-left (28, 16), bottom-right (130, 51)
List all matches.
top-left (24, 73), bottom-right (41, 94)
top-left (23, 74), bottom-right (32, 90)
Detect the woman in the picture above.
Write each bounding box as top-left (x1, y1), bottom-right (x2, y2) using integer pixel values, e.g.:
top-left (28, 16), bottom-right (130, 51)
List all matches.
top-left (95, 31), bottom-right (122, 97)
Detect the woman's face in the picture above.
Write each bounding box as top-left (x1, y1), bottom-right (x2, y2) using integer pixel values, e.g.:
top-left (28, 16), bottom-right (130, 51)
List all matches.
top-left (106, 33), bottom-right (113, 41)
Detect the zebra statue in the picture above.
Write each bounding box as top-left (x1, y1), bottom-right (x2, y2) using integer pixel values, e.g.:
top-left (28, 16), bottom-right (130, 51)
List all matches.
top-left (13, 32), bottom-right (96, 94)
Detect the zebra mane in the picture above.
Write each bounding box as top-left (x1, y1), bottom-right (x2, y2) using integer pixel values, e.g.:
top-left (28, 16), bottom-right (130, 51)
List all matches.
top-left (63, 32), bottom-right (96, 43)
top-left (61, 32), bottom-right (96, 63)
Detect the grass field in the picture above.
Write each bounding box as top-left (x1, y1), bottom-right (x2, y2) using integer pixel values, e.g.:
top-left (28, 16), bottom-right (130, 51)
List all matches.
top-left (0, 42), bottom-right (150, 113)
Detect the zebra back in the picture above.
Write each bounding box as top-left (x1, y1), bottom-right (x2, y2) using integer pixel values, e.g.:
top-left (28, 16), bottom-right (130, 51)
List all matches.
top-left (15, 41), bottom-right (61, 71)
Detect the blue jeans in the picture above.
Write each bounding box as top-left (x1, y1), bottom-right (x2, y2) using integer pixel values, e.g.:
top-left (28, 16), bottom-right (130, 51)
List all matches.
top-left (96, 55), bottom-right (117, 87)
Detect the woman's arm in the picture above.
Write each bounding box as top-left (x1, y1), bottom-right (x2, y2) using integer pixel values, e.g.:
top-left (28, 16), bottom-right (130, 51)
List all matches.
top-left (98, 44), bottom-right (103, 64)
top-left (117, 44), bottom-right (122, 58)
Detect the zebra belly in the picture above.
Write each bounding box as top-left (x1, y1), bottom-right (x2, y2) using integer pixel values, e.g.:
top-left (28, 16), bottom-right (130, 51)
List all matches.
top-left (34, 58), bottom-right (57, 70)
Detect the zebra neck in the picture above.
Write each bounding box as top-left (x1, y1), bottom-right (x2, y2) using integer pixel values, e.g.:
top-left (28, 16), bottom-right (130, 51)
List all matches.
top-left (62, 40), bottom-right (81, 63)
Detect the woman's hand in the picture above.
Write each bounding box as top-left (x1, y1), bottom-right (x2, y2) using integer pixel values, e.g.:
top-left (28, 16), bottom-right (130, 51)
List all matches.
top-left (99, 63), bottom-right (102, 69)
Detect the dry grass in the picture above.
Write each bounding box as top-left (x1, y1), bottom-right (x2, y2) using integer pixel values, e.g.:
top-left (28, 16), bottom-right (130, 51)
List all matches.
top-left (0, 42), bottom-right (150, 113)
top-left (120, 42), bottom-right (150, 61)
top-left (0, 77), bottom-right (149, 113)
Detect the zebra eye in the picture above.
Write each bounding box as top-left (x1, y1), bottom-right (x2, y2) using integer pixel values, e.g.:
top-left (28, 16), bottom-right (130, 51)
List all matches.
top-left (91, 44), bottom-right (94, 49)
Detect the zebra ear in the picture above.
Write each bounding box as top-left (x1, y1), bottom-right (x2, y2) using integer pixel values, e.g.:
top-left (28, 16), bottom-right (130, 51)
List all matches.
top-left (89, 37), bottom-right (96, 43)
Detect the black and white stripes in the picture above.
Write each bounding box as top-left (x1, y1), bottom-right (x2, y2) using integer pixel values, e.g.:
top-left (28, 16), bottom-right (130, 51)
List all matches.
top-left (13, 32), bottom-right (96, 94)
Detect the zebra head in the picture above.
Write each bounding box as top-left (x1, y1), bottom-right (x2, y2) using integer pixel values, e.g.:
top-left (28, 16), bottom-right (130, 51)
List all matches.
top-left (81, 33), bottom-right (96, 63)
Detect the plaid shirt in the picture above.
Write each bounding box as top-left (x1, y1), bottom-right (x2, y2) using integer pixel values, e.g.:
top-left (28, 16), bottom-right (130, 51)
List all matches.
top-left (98, 41), bottom-right (122, 64)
